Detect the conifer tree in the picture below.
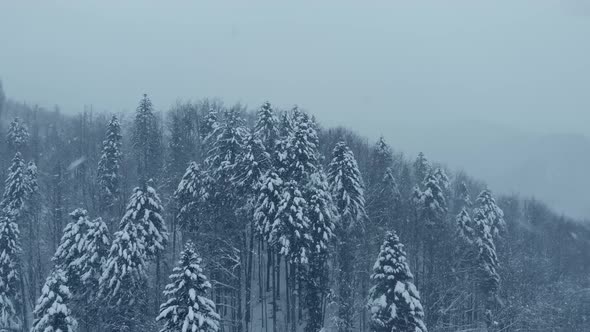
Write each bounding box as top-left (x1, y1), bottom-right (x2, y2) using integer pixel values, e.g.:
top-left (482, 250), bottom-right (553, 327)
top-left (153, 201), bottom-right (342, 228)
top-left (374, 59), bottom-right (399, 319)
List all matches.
top-left (52, 208), bottom-right (91, 290)
top-left (174, 162), bottom-right (210, 234)
top-left (133, 94), bottom-right (163, 181)
top-left (413, 152), bottom-right (430, 185)
top-left (99, 203), bottom-right (149, 331)
top-left (156, 242), bottom-right (220, 332)
top-left (122, 183), bottom-right (168, 259)
top-left (457, 181), bottom-right (472, 208)
top-left (476, 189), bottom-right (506, 238)
top-left (0, 152), bottom-right (30, 216)
top-left (368, 136), bottom-right (394, 187)
top-left (6, 117), bottom-right (29, 154)
top-left (31, 269), bottom-right (77, 332)
top-left (284, 111), bottom-right (319, 183)
top-left (200, 109), bottom-right (218, 142)
top-left (420, 173), bottom-right (447, 227)
top-left (97, 115), bottom-right (122, 209)
top-left (304, 171), bottom-right (336, 332)
top-left (272, 180), bottom-right (310, 265)
top-left (254, 171), bottom-right (283, 241)
top-left (327, 141), bottom-right (366, 332)
top-left (472, 209), bottom-right (500, 297)
top-left (368, 231), bottom-right (427, 332)
top-left (254, 101), bottom-right (279, 150)
top-left (327, 142), bottom-right (366, 230)
top-left (456, 208), bottom-right (475, 243)
top-left (79, 217), bottom-right (110, 291)
top-left (0, 211), bottom-right (22, 328)
top-left (233, 132), bottom-right (270, 196)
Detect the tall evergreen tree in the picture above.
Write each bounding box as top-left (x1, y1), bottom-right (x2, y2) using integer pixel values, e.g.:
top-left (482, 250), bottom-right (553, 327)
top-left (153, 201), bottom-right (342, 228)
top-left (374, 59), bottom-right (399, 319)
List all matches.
top-left (6, 118), bottom-right (29, 154)
top-left (413, 152), bottom-right (430, 185)
top-left (254, 171), bottom-right (283, 241)
top-left (122, 184), bottom-right (168, 259)
top-left (52, 208), bottom-right (91, 290)
top-left (254, 101), bottom-right (279, 150)
top-left (133, 94), bottom-right (163, 182)
top-left (327, 141), bottom-right (366, 332)
top-left (174, 162), bottom-right (210, 234)
top-left (233, 132), bottom-right (271, 195)
top-left (97, 115), bottom-right (122, 209)
top-left (78, 217), bottom-right (110, 292)
top-left (99, 203), bottom-right (149, 331)
top-left (304, 171), bottom-right (336, 332)
top-left (368, 231), bottom-right (427, 332)
top-left (156, 242), bottom-right (220, 332)
top-left (0, 211), bottom-right (22, 329)
top-left (420, 173), bottom-right (447, 227)
top-left (476, 189), bottom-right (506, 238)
top-left (0, 152), bottom-right (30, 216)
top-left (31, 269), bottom-right (77, 332)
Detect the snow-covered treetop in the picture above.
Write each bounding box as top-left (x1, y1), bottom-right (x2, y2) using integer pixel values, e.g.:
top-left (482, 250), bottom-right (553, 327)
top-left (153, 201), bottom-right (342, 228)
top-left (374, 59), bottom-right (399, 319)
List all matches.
top-left (53, 208), bottom-right (92, 285)
top-left (433, 167), bottom-right (450, 191)
top-left (7, 117), bottom-right (29, 152)
top-left (306, 171), bottom-right (336, 255)
top-left (327, 141), bottom-right (366, 229)
top-left (476, 189), bottom-right (506, 238)
top-left (121, 184), bottom-right (168, 258)
top-left (157, 241), bottom-right (220, 332)
top-left (201, 109), bottom-right (219, 141)
top-left (413, 152), bottom-right (431, 184)
top-left (174, 162), bottom-right (211, 233)
top-left (205, 109), bottom-right (247, 177)
top-left (1, 152), bottom-right (31, 217)
top-left (254, 101), bottom-right (279, 149)
top-left (233, 132), bottom-right (271, 196)
top-left (78, 217), bottom-right (110, 288)
top-left (283, 110), bottom-right (320, 183)
top-left (368, 231), bottom-right (427, 332)
top-left (31, 269), bottom-right (78, 332)
top-left (472, 208), bottom-right (500, 296)
top-left (456, 207), bottom-right (475, 244)
top-left (457, 181), bottom-right (472, 208)
top-left (254, 170), bottom-right (284, 241)
top-left (420, 173), bottom-right (447, 226)
top-left (0, 210), bottom-right (22, 328)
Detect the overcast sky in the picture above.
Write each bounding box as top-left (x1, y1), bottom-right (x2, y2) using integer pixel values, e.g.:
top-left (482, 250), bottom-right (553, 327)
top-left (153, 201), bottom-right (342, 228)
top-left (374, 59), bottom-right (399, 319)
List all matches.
top-left (2, 1), bottom-right (590, 217)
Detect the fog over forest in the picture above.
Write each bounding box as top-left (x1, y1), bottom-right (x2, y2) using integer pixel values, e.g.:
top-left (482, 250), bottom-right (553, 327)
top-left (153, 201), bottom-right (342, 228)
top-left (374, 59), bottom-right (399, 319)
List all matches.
top-left (0, 2), bottom-right (589, 332)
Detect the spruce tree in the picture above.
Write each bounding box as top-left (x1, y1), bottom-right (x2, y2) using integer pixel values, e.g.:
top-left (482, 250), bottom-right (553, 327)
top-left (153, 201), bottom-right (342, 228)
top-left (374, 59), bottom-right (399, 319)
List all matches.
top-left (413, 152), bottom-right (430, 185)
top-left (97, 115), bottom-right (122, 209)
top-left (99, 204), bottom-right (149, 331)
top-left (304, 171), bottom-right (336, 332)
top-left (272, 180), bottom-right (310, 265)
top-left (6, 118), bottom-right (29, 154)
top-left (0, 212), bottom-right (22, 328)
top-left (420, 173), bottom-right (447, 227)
top-left (284, 110), bottom-right (319, 183)
top-left (0, 152), bottom-right (30, 216)
top-left (456, 208), bottom-right (475, 243)
top-left (79, 217), bottom-right (110, 292)
top-left (254, 170), bottom-right (283, 241)
top-left (233, 132), bottom-right (270, 196)
top-left (121, 183), bottom-right (168, 259)
top-left (368, 231), bottom-right (427, 332)
top-left (472, 209), bottom-right (500, 297)
top-left (133, 94), bottom-right (163, 181)
top-left (200, 109), bottom-right (218, 142)
top-left (31, 269), bottom-right (77, 332)
top-left (156, 242), bottom-right (220, 332)
top-left (52, 208), bottom-right (91, 290)
top-left (476, 189), bottom-right (506, 238)
top-left (327, 141), bottom-right (366, 332)
top-left (368, 136), bottom-right (394, 187)
top-left (174, 162), bottom-right (210, 234)
top-left (254, 101), bottom-right (279, 150)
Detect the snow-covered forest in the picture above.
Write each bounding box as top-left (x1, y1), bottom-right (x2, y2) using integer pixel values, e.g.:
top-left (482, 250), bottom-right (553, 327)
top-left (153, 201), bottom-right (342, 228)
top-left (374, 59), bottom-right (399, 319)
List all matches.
top-left (0, 86), bottom-right (588, 332)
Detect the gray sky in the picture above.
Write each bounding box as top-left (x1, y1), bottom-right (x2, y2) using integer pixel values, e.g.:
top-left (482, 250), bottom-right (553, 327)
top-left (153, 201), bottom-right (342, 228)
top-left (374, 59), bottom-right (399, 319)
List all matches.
top-left (2, 1), bottom-right (590, 217)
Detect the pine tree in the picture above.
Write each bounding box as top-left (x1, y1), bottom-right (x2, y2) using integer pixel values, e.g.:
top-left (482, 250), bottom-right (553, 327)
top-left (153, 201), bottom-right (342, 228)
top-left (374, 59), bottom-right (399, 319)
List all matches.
top-left (200, 109), bottom-right (218, 142)
top-left (368, 231), bottom-right (427, 332)
top-left (420, 173), bottom-right (447, 227)
top-left (327, 142), bottom-right (366, 230)
top-left (78, 217), bottom-right (110, 291)
top-left (133, 94), bottom-right (163, 181)
top-left (327, 141), bottom-right (366, 332)
top-left (304, 171), bottom-right (336, 332)
top-left (254, 171), bottom-right (283, 241)
top-left (368, 136), bottom-right (394, 187)
top-left (284, 110), bottom-right (319, 183)
top-left (6, 118), bottom-right (29, 154)
top-left (413, 152), bottom-right (430, 185)
top-left (174, 162), bottom-right (210, 234)
top-left (456, 208), bottom-right (475, 243)
top-left (476, 189), bottom-right (506, 238)
top-left (99, 205), bottom-right (148, 331)
top-left (233, 132), bottom-right (271, 196)
top-left (121, 184), bottom-right (168, 259)
top-left (0, 212), bottom-right (22, 328)
top-left (52, 208), bottom-right (91, 291)
top-left (97, 115), bottom-right (122, 209)
top-left (31, 269), bottom-right (77, 332)
top-left (0, 152), bottom-right (30, 217)
top-left (156, 242), bottom-right (220, 332)
top-left (457, 181), bottom-right (472, 208)
top-left (472, 209), bottom-right (500, 297)
top-left (254, 101), bottom-right (279, 150)
top-left (272, 180), bottom-right (310, 265)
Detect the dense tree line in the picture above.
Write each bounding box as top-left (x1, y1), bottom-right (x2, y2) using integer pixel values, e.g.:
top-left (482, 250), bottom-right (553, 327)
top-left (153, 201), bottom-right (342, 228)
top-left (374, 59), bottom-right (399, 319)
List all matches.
top-left (0, 84), bottom-right (588, 331)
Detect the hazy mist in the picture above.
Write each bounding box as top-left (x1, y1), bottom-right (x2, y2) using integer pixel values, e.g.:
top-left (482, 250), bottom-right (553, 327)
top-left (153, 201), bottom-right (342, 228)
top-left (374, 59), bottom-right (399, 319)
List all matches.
top-left (2, 0), bottom-right (590, 218)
